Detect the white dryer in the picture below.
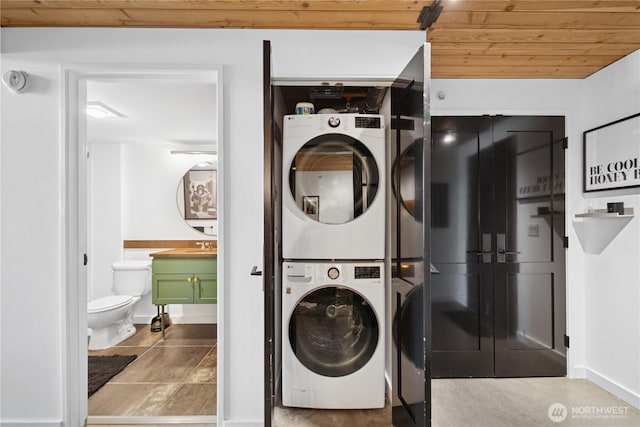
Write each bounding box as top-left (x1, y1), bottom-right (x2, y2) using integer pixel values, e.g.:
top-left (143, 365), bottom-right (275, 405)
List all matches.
top-left (282, 261), bottom-right (385, 409)
top-left (282, 113), bottom-right (386, 260)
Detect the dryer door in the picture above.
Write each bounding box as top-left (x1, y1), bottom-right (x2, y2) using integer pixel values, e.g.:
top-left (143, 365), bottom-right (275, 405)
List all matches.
top-left (289, 133), bottom-right (380, 225)
top-left (289, 286), bottom-right (379, 377)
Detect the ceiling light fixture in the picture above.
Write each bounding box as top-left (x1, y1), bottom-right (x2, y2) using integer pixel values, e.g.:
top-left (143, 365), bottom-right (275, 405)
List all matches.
top-left (86, 102), bottom-right (124, 119)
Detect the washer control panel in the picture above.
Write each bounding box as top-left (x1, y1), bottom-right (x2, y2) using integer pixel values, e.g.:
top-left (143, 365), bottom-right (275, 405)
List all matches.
top-left (284, 262), bottom-right (384, 286)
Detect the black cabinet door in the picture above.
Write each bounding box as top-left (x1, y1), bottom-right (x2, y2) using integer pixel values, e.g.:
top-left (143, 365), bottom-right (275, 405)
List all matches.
top-left (391, 43), bottom-right (432, 427)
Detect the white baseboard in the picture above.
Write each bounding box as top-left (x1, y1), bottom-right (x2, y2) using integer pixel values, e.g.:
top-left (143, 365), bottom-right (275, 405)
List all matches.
top-left (585, 367), bottom-right (640, 409)
top-left (572, 366), bottom-right (587, 378)
top-left (0, 421), bottom-right (62, 427)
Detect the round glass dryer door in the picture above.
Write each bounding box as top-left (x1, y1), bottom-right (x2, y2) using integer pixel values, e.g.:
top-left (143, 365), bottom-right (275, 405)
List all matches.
top-left (289, 134), bottom-right (380, 224)
top-left (288, 286), bottom-right (379, 377)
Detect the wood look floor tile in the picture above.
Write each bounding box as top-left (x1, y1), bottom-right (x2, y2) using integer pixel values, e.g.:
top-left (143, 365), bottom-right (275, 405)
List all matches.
top-left (111, 346), bottom-right (211, 383)
top-left (158, 324), bottom-right (217, 346)
top-left (88, 383), bottom-right (181, 416)
top-left (88, 346), bottom-right (150, 357)
top-left (186, 347), bottom-right (217, 383)
top-left (117, 324), bottom-right (163, 347)
top-left (152, 383), bottom-right (217, 416)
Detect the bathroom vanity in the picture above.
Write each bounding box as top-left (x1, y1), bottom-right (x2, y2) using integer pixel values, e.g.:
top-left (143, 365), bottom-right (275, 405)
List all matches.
top-left (150, 247), bottom-right (217, 336)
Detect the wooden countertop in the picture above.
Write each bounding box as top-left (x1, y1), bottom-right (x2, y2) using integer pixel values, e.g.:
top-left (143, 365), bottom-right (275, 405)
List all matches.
top-left (150, 248), bottom-right (217, 258)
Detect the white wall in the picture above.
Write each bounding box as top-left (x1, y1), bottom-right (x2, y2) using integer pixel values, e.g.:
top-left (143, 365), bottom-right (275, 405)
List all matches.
top-left (581, 50), bottom-right (640, 408)
top-left (0, 28), bottom-right (424, 426)
top-left (88, 142), bottom-right (122, 300)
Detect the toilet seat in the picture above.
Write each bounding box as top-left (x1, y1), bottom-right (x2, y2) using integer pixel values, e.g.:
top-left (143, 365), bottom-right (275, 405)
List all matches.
top-left (88, 295), bottom-right (133, 314)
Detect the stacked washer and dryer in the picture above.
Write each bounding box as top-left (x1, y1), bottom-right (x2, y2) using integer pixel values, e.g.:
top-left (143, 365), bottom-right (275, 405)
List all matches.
top-left (281, 113), bottom-right (387, 409)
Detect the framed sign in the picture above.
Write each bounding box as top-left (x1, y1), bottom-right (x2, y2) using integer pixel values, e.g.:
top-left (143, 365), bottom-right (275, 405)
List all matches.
top-left (584, 113), bottom-right (640, 192)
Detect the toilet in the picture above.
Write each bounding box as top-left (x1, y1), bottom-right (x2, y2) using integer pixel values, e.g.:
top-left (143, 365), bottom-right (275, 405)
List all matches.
top-left (87, 260), bottom-right (152, 350)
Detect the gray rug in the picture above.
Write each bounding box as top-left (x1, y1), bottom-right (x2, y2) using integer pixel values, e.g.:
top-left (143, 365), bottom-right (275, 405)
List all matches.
top-left (88, 354), bottom-right (137, 397)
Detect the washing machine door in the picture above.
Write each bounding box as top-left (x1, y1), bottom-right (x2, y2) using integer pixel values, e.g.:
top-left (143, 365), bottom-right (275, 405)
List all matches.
top-left (289, 133), bottom-right (380, 225)
top-left (289, 286), bottom-right (379, 377)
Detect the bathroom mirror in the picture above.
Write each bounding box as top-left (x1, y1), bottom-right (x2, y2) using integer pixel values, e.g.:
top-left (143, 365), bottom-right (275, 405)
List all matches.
top-left (176, 162), bottom-right (217, 235)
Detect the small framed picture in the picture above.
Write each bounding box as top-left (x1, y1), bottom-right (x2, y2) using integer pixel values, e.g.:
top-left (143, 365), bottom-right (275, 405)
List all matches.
top-left (303, 196), bottom-right (319, 221)
top-left (584, 113), bottom-right (640, 192)
top-left (184, 168), bottom-right (217, 220)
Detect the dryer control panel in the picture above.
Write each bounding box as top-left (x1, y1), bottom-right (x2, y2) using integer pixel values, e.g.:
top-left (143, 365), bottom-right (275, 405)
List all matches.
top-left (355, 116), bottom-right (381, 129)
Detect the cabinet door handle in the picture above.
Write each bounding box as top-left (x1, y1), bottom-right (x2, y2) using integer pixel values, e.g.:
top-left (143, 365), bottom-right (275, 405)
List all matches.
top-left (187, 276), bottom-right (193, 282)
top-left (251, 266), bottom-right (262, 276)
top-left (498, 249), bottom-right (521, 255)
top-left (194, 276), bottom-right (200, 283)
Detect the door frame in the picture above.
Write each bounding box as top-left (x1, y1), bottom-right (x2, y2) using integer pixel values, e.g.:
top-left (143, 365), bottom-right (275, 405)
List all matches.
top-left (62, 64), bottom-right (225, 426)
top-left (264, 42), bottom-right (433, 425)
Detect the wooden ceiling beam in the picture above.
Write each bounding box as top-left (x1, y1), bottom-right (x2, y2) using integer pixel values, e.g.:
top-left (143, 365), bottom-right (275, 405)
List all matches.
top-left (432, 54), bottom-right (622, 66)
top-left (432, 42), bottom-right (640, 56)
top-left (439, 1), bottom-right (640, 13)
top-left (0, 0), bottom-right (428, 11)
top-left (429, 28), bottom-right (640, 44)
top-left (0, 8), bottom-right (422, 29)
top-left (436, 11), bottom-right (640, 29)
top-left (432, 64), bottom-right (603, 78)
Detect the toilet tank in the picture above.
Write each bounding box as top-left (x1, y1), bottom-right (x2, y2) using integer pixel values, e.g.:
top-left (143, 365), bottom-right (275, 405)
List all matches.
top-left (112, 260), bottom-right (152, 296)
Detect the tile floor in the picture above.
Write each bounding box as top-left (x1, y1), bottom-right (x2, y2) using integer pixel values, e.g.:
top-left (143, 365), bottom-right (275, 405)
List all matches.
top-left (274, 378), bottom-right (640, 426)
top-left (88, 325), bottom-right (640, 426)
top-left (88, 323), bottom-right (217, 417)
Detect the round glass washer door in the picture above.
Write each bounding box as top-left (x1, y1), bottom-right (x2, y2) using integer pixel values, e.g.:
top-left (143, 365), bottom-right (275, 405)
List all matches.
top-left (288, 286), bottom-right (379, 377)
top-left (289, 134), bottom-right (380, 225)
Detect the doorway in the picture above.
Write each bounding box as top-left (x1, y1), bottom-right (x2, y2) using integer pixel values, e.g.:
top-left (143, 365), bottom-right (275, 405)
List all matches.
top-left (64, 66), bottom-right (224, 425)
top-left (431, 115), bottom-right (567, 378)
top-left (263, 42), bottom-right (433, 427)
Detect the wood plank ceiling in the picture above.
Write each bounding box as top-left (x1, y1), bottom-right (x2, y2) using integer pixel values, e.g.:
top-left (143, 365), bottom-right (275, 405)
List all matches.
top-left (1, 1), bottom-right (639, 78)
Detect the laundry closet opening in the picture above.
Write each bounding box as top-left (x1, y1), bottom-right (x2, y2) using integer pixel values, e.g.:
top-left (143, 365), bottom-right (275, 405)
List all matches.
top-left (272, 82), bottom-right (394, 420)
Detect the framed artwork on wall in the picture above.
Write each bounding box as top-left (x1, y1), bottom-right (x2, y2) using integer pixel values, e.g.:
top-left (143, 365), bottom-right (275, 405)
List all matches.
top-left (303, 195), bottom-right (319, 221)
top-left (584, 113), bottom-right (640, 192)
top-left (184, 168), bottom-right (217, 219)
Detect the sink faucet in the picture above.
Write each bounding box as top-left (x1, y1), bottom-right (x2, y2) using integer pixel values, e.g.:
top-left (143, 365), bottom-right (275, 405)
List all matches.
top-left (196, 241), bottom-right (213, 250)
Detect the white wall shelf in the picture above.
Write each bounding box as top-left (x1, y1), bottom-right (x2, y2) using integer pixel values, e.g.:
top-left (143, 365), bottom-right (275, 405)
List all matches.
top-left (572, 207), bottom-right (635, 254)
top-left (574, 207), bottom-right (634, 218)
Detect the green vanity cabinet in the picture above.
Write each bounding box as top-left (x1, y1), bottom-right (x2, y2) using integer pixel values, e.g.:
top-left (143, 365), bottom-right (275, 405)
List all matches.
top-left (152, 258), bottom-right (217, 305)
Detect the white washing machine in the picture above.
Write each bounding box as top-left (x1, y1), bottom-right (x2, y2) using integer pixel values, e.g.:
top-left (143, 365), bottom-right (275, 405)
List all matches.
top-left (282, 261), bottom-right (386, 409)
top-left (282, 113), bottom-right (386, 260)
